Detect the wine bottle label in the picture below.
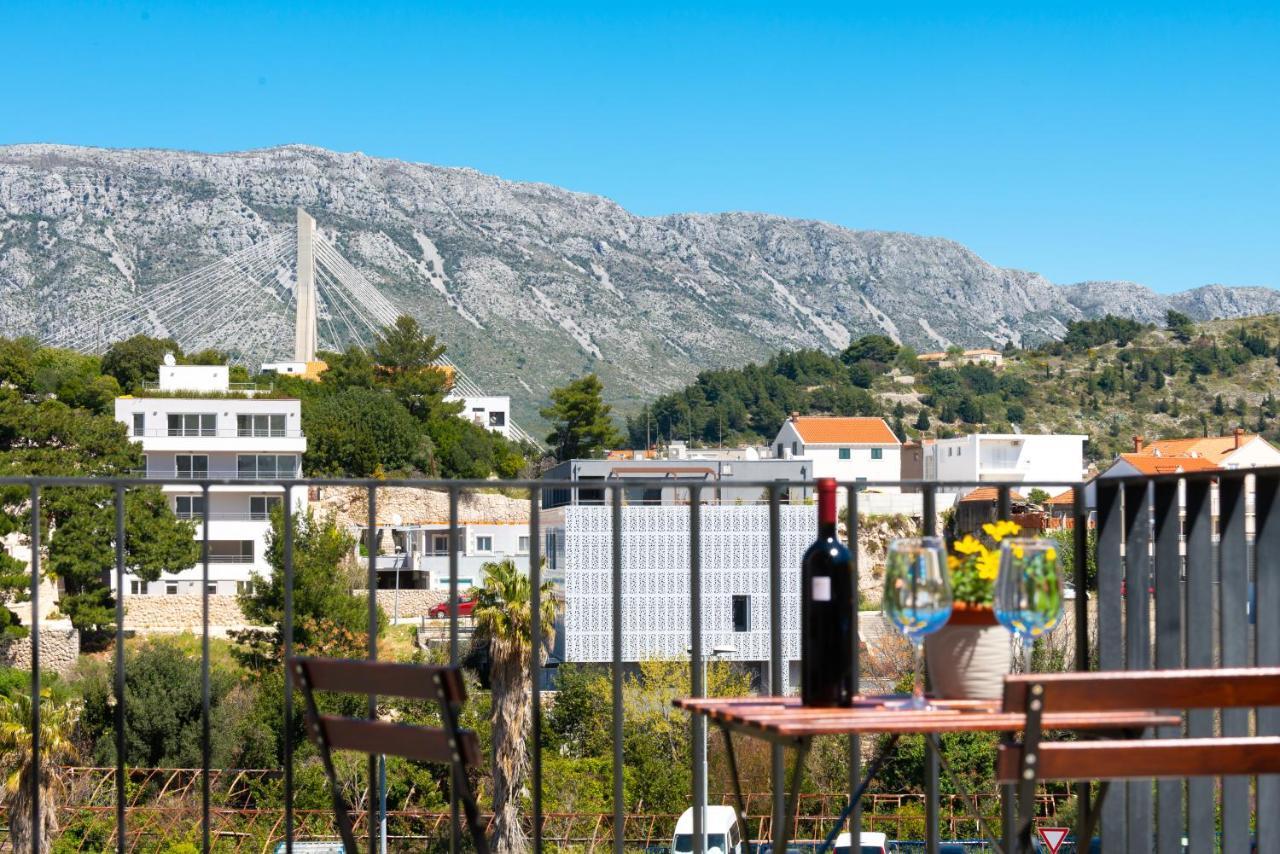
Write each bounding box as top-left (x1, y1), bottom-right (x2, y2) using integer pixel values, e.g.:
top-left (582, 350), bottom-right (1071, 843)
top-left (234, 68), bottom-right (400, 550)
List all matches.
top-left (811, 576), bottom-right (831, 602)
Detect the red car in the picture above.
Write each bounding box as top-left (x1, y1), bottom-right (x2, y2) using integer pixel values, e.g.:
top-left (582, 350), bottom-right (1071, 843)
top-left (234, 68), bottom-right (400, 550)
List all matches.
top-left (427, 596), bottom-right (476, 619)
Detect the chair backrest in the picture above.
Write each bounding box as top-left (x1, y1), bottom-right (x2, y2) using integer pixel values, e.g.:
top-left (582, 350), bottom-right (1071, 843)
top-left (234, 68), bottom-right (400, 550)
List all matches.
top-left (1001, 666), bottom-right (1280, 715)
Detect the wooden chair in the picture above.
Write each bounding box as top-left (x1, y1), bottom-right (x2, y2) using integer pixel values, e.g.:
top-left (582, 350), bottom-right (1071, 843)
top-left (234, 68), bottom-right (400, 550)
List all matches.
top-left (290, 657), bottom-right (490, 854)
top-left (997, 667), bottom-right (1280, 852)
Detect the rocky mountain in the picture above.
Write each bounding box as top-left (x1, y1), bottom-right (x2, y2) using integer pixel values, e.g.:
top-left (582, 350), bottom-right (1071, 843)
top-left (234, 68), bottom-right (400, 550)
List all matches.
top-left (1, 143), bottom-right (1275, 425)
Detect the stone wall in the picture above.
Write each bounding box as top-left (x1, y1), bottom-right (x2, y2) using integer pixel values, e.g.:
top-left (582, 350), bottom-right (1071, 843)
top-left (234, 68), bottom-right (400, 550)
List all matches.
top-left (0, 625), bottom-right (79, 675)
top-left (357, 588), bottom-right (448, 619)
top-left (123, 595), bottom-right (253, 631)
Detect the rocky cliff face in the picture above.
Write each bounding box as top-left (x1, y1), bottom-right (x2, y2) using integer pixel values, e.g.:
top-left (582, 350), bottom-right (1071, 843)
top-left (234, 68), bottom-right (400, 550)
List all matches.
top-left (1, 143), bottom-right (1275, 423)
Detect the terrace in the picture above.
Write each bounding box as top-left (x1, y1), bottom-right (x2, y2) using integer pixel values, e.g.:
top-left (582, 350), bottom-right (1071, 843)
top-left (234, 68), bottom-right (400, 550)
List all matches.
top-left (3, 467), bottom-right (1277, 853)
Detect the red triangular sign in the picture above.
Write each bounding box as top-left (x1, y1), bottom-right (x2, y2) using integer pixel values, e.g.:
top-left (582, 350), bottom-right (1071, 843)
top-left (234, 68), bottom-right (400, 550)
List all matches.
top-left (1038, 827), bottom-right (1070, 853)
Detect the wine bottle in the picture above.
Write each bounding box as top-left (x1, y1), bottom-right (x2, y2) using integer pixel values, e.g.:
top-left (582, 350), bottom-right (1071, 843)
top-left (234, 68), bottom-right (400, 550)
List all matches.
top-left (801, 477), bottom-right (855, 707)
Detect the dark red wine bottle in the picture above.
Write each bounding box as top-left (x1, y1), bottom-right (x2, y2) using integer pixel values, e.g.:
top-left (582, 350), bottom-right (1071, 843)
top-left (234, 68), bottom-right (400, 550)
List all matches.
top-left (801, 477), bottom-right (855, 707)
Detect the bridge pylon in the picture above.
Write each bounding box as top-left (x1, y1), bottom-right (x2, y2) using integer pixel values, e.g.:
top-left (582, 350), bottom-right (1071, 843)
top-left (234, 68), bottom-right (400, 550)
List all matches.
top-left (293, 207), bottom-right (318, 363)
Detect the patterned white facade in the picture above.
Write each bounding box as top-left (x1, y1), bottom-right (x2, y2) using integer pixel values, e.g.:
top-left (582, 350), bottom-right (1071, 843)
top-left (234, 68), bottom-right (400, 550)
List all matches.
top-left (550, 504), bottom-right (813, 678)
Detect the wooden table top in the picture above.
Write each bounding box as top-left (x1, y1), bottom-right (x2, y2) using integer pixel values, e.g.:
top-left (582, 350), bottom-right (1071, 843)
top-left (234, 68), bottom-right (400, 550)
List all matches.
top-left (673, 695), bottom-right (1180, 737)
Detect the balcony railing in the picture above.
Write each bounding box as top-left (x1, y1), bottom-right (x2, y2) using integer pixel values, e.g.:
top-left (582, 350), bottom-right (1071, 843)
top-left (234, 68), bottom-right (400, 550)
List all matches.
top-left (140, 381), bottom-right (272, 392)
top-left (133, 428), bottom-right (304, 438)
top-left (4, 469), bottom-right (1278, 852)
top-left (132, 469), bottom-right (300, 481)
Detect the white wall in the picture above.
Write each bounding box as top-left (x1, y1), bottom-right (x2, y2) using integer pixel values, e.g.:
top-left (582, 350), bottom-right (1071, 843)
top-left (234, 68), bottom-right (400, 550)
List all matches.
top-left (156, 364), bottom-right (229, 392)
top-left (1223, 438), bottom-right (1280, 469)
top-left (770, 421), bottom-right (901, 486)
top-left (450, 394), bottom-right (514, 439)
top-left (930, 434), bottom-right (1085, 488)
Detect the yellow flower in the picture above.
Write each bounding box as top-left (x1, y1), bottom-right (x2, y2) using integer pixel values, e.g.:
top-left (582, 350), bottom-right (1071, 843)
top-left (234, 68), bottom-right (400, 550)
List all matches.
top-left (953, 535), bottom-right (985, 555)
top-left (983, 520), bottom-right (1022, 541)
top-left (947, 554), bottom-right (961, 571)
top-left (1045, 547), bottom-right (1057, 562)
top-left (977, 551), bottom-right (1001, 580)
top-left (1012, 545), bottom-right (1024, 559)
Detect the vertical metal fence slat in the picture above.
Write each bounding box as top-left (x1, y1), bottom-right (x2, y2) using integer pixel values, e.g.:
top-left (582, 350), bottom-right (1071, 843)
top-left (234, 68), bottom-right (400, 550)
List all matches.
top-left (282, 485), bottom-right (295, 854)
top-left (530, 487), bottom-right (544, 854)
top-left (768, 484), bottom-right (785, 842)
top-left (1254, 472), bottom-right (1280, 852)
top-left (201, 483), bottom-right (212, 853)
top-left (690, 484), bottom-right (705, 854)
top-left (847, 485), bottom-right (861, 844)
top-left (1183, 478), bottom-right (1214, 852)
top-left (611, 484), bottom-right (625, 854)
top-left (114, 485), bottom-right (127, 854)
top-left (1070, 485), bottom-right (1092, 845)
top-left (1219, 475), bottom-right (1250, 854)
top-left (996, 484), bottom-right (1014, 851)
top-left (1152, 480), bottom-right (1182, 854)
top-left (366, 484), bottom-right (379, 854)
top-left (448, 486), bottom-right (460, 854)
top-left (923, 486), bottom-right (939, 854)
top-left (28, 483), bottom-right (39, 854)
top-left (1123, 482), bottom-right (1153, 852)
top-left (1095, 480), bottom-right (1128, 852)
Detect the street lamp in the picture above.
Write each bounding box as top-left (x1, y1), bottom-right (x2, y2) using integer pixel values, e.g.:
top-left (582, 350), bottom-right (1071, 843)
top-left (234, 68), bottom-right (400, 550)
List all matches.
top-left (688, 642), bottom-right (738, 842)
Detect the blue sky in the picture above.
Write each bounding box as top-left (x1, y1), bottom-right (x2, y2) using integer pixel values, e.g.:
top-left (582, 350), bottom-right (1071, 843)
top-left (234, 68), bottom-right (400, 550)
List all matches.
top-left (2, 1), bottom-right (1276, 292)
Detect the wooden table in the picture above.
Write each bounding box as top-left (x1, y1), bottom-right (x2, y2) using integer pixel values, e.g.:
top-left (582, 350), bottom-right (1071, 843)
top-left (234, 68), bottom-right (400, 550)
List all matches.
top-left (674, 695), bottom-right (1178, 854)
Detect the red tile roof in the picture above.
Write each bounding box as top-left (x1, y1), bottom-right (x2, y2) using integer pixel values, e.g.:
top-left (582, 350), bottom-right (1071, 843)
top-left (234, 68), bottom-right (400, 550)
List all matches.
top-left (789, 417), bottom-right (899, 445)
top-left (959, 486), bottom-right (1026, 503)
top-left (1116, 453), bottom-right (1219, 475)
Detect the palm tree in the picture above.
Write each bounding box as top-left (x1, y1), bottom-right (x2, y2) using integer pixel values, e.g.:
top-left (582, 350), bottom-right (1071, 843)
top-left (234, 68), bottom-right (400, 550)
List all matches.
top-left (0, 689), bottom-right (79, 854)
top-left (472, 558), bottom-right (558, 854)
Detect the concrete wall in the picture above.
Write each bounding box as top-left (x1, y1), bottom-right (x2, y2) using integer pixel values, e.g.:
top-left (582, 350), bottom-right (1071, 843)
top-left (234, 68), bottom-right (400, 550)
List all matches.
top-left (123, 595), bottom-right (250, 630)
top-left (0, 625), bottom-right (79, 675)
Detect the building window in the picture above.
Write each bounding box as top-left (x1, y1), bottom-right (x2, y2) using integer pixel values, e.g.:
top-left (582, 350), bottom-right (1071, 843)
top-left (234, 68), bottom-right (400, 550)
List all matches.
top-left (489, 411), bottom-right (506, 427)
top-left (249, 496), bottom-right (282, 520)
top-left (167, 413), bottom-right (217, 437)
top-left (432, 534), bottom-right (450, 554)
top-left (204, 540), bottom-right (254, 563)
top-left (237, 454), bottom-right (299, 479)
top-left (792, 441), bottom-right (799, 456)
top-left (871, 448), bottom-right (883, 460)
top-left (165, 582), bottom-right (178, 595)
top-left (732, 596), bottom-right (751, 632)
top-left (132, 413), bottom-right (145, 436)
top-left (206, 582), bottom-right (218, 595)
top-left (237, 413), bottom-right (287, 437)
top-left (838, 448), bottom-right (851, 460)
top-left (475, 536), bottom-right (493, 553)
top-left (176, 455), bottom-right (209, 478)
top-left (776, 443), bottom-right (783, 458)
top-left (856, 477), bottom-right (868, 492)
top-left (236, 580), bottom-right (253, 595)
top-left (175, 495), bottom-right (205, 519)
top-left (129, 580), bottom-right (142, 595)
top-left (518, 536), bottom-right (530, 553)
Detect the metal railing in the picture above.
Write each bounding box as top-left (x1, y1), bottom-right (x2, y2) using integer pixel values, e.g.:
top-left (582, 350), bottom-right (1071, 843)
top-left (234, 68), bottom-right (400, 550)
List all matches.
top-left (131, 468), bottom-right (301, 481)
top-left (5, 469), bottom-right (1276, 853)
top-left (132, 428), bottom-right (304, 439)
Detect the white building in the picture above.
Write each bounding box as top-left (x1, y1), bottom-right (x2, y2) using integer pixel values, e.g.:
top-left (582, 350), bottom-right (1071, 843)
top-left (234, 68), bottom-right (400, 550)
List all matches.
top-left (449, 394), bottom-right (514, 440)
top-left (372, 522), bottom-right (531, 591)
top-left (925, 433), bottom-right (1086, 489)
top-left (112, 362), bottom-right (307, 596)
top-left (770, 415), bottom-right (902, 489)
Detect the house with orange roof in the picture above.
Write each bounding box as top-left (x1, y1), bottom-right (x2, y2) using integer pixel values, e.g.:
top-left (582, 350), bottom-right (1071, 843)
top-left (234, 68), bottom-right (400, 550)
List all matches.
top-left (1099, 429), bottom-right (1280, 479)
top-left (771, 413), bottom-right (902, 489)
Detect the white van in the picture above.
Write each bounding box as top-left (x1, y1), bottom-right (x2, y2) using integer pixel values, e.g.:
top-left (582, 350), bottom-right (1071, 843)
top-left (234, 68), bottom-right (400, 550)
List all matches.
top-left (833, 831), bottom-right (889, 854)
top-left (672, 806), bottom-right (746, 854)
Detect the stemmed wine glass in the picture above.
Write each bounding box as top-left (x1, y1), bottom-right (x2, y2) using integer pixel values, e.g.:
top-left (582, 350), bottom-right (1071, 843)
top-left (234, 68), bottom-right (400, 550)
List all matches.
top-left (995, 538), bottom-right (1063, 672)
top-left (883, 537), bottom-right (953, 709)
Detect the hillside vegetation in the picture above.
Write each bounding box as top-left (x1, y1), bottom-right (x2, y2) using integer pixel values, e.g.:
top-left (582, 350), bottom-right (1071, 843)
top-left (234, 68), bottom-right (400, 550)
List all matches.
top-left (631, 312), bottom-right (1280, 464)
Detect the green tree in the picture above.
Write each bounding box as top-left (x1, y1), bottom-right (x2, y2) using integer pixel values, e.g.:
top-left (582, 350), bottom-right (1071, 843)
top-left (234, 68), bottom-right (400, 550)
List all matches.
top-left (840, 334), bottom-right (899, 368)
top-left (100, 334), bottom-right (181, 392)
top-left (302, 387), bottom-right (433, 476)
top-left (0, 689), bottom-right (78, 853)
top-left (472, 559), bottom-right (559, 854)
top-left (1165, 309), bottom-right (1195, 343)
top-left (913, 409), bottom-right (930, 432)
top-left (541, 374), bottom-right (623, 461)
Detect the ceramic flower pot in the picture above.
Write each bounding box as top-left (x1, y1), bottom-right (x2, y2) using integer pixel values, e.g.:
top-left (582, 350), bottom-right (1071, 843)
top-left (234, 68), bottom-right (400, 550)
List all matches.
top-left (925, 604), bottom-right (1010, 701)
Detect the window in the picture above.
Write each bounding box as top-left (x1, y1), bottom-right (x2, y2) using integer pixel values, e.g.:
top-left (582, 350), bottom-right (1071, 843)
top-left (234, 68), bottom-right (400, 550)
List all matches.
top-left (732, 595), bottom-right (751, 632)
top-left (132, 413), bottom-right (145, 436)
top-left (578, 476), bottom-right (606, 505)
top-left (871, 448), bottom-right (883, 460)
top-left (129, 580), bottom-right (142, 595)
top-left (167, 413), bottom-right (216, 436)
top-left (518, 535), bottom-right (530, 553)
top-left (475, 536), bottom-right (493, 552)
top-left (176, 455), bottom-right (209, 478)
top-left (249, 496), bottom-right (282, 519)
top-left (174, 495), bottom-right (205, 519)
top-left (237, 413), bottom-right (287, 437)
top-left (432, 534), bottom-right (450, 554)
top-left (856, 477), bottom-right (868, 492)
top-left (236, 580), bottom-right (253, 595)
top-left (237, 454), bottom-right (299, 479)
top-left (839, 448), bottom-right (851, 460)
top-left (204, 540), bottom-right (254, 563)
top-left (776, 443), bottom-right (783, 458)
top-left (489, 411), bottom-right (506, 427)
top-left (207, 582), bottom-right (218, 595)
top-left (165, 582), bottom-right (178, 595)
top-left (792, 441), bottom-right (799, 456)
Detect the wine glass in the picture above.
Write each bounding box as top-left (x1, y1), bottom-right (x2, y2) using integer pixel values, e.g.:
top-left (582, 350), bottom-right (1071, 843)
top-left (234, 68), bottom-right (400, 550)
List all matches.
top-left (995, 538), bottom-right (1063, 672)
top-left (883, 536), bottom-right (954, 709)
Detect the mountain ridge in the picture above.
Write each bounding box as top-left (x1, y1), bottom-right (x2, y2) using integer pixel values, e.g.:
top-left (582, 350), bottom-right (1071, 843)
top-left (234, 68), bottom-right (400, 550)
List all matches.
top-left (1, 142), bottom-right (1276, 425)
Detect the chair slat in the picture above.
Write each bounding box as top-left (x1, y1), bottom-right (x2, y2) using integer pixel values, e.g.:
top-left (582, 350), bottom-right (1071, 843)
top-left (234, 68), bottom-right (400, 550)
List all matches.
top-left (293, 657), bottom-right (466, 703)
top-left (1002, 667), bottom-right (1280, 713)
top-left (319, 716), bottom-right (483, 767)
top-left (997, 737), bottom-right (1280, 782)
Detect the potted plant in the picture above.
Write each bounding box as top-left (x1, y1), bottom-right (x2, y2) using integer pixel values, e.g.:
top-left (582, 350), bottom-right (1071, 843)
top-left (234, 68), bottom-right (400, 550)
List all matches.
top-left (924, 520), bottom-right (1021, 701)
